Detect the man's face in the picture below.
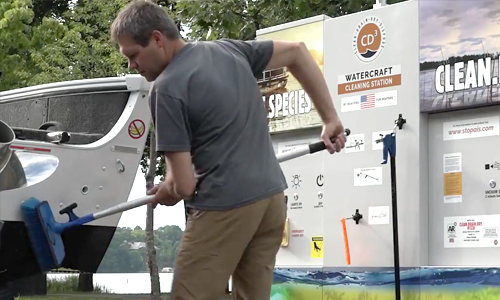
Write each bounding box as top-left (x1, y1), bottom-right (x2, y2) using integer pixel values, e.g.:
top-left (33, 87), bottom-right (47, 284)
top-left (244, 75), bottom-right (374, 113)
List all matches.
top-left (118, 32), bottom-right (170, 82)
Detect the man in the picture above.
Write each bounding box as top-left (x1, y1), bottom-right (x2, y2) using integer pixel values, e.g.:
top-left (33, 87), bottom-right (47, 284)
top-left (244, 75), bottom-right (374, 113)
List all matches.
top-left (111, 1), bottom-right (346, 299)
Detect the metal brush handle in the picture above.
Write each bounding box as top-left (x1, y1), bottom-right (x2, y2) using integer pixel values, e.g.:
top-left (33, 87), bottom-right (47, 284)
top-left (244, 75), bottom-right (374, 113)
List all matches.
top-left (93, 195), bottom-right (155, 220)
top-left (276, 129), bottom-right (351, 163)
top-left (92, 128), bottom-right (351, 220)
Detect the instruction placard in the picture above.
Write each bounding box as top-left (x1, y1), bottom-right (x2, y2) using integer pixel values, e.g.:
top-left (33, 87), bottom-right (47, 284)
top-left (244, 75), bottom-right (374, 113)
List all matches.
top-left (354, 167), bottom-right (383, 186)
top-left (310, 236), bottom-right (323, 258)
top-left (345, 133), bottom-right (365, 153)
top-left (443, 153), bottom-right (462, 203)
top-left (369, 206), bottom-right (390, 225)
top-left (340, 90), bottom-right (398, 112)
top-left (445, 214), bottom-right (500, 248)
top-left (372, 130), bottom-right (393, 150)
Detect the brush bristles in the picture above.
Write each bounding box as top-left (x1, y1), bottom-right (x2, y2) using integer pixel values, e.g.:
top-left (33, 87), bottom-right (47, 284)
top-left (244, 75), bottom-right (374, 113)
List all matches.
top-left (20, 198), bottom-right (58, 272)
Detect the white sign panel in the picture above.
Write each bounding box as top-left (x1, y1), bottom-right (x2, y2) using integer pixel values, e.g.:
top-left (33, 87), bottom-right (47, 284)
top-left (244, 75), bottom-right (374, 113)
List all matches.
top-left (369, 206), bottom-right (390, 225)
top-left (277, 138), bottom-right (316, 155)
top-left (337, 65), bottom-right (402, 85)
top-left (354, 167), bottom-right (383, 186)
top-left (445, 214), bottom-right (500, 248)
top-left (443, 153), bottom-right (462, 204)
top-left (341, 90), bottom-right (397, 112)
top-left (345, 133), bottom-right (365, 153)
top-left (371, 130), bottom-right (393, 150)
top-left (443, 116), bottom-right (500, 141)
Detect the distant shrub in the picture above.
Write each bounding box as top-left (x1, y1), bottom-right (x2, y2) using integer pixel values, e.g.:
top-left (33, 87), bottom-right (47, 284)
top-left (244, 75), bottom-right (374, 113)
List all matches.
top-left (47, 275), bottom-right (111, 293)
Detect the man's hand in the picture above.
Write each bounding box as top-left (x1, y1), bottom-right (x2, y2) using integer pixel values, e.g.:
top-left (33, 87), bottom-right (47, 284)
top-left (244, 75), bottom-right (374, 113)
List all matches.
top-left (321, 118), bottom-right (346, 154)
top-left (146, 181), bottom-right (182, 208)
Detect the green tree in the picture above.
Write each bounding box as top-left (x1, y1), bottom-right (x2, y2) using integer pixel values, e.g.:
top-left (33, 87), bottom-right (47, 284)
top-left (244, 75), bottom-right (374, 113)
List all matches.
top-left (174, 0), bottom-right (409, 41)
top-left (97, 226), bottom-right (183, 273)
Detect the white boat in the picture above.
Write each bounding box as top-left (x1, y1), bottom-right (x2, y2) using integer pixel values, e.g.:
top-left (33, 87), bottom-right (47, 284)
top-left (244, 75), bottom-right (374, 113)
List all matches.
top-left (0, 75), bottom-right (152, 287)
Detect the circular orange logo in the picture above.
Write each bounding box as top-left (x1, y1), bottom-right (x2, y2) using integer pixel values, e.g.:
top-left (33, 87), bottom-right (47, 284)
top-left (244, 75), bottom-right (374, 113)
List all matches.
top-left (353, 16), bottom-right (386, 63)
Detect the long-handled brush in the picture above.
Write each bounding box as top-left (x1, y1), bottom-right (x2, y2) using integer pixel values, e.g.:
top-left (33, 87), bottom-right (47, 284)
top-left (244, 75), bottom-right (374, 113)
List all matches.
top-left (21, 128), bottom-right (350, 273)
top-left (21, 194), bottom-right (156, 272)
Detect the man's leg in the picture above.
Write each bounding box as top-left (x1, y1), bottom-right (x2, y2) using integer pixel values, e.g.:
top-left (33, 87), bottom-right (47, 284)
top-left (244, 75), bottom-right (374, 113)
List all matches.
top-left (170, 196), bottom-right (280, 300)
top-left (231, 192), bottom-right (287, 300)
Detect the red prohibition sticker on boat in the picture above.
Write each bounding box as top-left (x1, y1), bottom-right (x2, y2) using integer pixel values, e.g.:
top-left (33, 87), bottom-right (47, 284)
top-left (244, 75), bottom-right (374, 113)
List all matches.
top-left (128, 119), bottom-right (146, 139)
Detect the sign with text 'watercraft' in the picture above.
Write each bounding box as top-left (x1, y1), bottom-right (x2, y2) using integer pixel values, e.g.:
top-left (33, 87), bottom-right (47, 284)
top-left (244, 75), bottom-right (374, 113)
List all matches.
top-left (338, 65), bottom-right (401, 95)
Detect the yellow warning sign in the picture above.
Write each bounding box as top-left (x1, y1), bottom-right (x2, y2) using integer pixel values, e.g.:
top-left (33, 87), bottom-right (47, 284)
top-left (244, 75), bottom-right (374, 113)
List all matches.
top-left (310, 236), bottom-right (323, 258)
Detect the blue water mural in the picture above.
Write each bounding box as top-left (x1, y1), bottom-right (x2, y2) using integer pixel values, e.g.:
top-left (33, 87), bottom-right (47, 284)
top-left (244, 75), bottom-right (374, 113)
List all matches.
top-left (271, 267), bottom-right (500, 300)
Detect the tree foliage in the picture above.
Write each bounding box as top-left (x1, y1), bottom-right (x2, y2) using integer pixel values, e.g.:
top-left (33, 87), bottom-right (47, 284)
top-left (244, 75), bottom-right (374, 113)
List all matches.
top-left (97, 225), bottom-right (183, 273)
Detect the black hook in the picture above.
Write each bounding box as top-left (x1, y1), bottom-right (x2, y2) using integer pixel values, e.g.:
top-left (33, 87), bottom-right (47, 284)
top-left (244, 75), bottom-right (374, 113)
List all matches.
top-left (395, 114), bottom-right (406, 130)
top-left (347, 209), bottom-right (363, 225)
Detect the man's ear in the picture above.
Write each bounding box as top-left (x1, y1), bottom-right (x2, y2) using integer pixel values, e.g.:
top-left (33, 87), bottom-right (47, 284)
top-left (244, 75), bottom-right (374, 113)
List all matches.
top-left (151, 30), bottom-right (163, 46)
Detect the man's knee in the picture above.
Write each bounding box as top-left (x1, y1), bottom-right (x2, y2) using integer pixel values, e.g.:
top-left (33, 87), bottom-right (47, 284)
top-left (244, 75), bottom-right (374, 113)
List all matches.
top-left (171, 249), bottom-right (230, 300)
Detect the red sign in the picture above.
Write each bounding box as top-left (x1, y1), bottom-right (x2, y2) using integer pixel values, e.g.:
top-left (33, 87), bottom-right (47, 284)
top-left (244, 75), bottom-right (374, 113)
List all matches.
top-left (10, 145), bottom-right (51, 153)
top-left (128, 119), bottom-right (146, 139)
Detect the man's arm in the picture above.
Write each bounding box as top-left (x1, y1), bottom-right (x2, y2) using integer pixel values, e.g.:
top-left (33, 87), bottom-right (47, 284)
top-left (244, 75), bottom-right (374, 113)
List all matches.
top-left (163, 151), bottom-right (196, 199)
top-left (265, 41), bottom-right (339, 125)
top-left (221, 38), bottom-right (345, 153)
top-left (155, 91), bottom-right (196, 199)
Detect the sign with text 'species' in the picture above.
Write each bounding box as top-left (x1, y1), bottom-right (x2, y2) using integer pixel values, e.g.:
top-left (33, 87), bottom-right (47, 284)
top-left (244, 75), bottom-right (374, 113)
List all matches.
top-left (256, 16), bottom-right (327, 133)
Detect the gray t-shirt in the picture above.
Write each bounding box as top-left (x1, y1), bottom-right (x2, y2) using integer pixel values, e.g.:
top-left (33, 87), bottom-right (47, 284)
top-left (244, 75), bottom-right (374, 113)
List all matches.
top-left (149, 39), bottom-right (287, 210)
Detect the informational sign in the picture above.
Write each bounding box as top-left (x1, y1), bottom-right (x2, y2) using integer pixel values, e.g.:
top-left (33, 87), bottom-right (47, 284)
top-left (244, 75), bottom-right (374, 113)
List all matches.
top-left (291, 229), bottom-right (305, 238)
top-left (277, 138), bottom-right (316, 155)
top-left (443, 152), bottom-right (462, 204)
top-left (372, 130), bottom-right (393, 150)
top-left (420, 1), bottom-right (500, 113)
top-left (345, 133), bottom-right (365, 153)
top-left (289, 190), bottom-right (302, 210)
top-left (369, 206), bottom-right (390, 225)
top-left (484, 188), bottom-right (500, 199)
top-left (257, 18), bottom-right (326, 133)
top-left (484, 177), bottom-right (500, 199)
top-left (485, 161), bottom-right (500, 171)
top-left (442, 116), bottom-right (500, 141)
top-left (337, 65), bottom-right (402, 95)
top-left (444, 214), bottom-right (500, 248)
top-left (310, 236), bottom-right (323, 258)
top-left (354, 167), bottom-right (383, 186)
top-left (340, 90), bottom-right (397, 113)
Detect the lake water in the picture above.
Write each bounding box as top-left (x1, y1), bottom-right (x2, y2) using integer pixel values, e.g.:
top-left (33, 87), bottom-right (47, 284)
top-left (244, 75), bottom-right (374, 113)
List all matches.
top-left (47, 273), bottom-right (232, 294)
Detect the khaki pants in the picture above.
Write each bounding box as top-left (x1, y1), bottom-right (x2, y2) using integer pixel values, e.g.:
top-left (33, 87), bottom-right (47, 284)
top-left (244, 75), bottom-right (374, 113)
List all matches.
top-left (171, 192), bottom-right (287, 300)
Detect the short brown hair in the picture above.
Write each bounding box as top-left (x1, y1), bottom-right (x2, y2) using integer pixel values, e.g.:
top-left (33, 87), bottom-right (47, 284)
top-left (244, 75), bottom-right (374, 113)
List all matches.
top-left (110, 0), bottom-right (180, 47)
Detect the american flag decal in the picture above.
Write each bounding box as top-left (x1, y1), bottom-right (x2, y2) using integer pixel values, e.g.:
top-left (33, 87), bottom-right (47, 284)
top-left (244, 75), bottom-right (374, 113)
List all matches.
top-left (360, 93), bottom-right (375, 109)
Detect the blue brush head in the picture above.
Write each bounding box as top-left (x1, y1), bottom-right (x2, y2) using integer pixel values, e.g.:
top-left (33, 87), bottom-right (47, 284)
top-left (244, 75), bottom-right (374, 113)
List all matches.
top-left (20, 197), bottom-right (66, 272)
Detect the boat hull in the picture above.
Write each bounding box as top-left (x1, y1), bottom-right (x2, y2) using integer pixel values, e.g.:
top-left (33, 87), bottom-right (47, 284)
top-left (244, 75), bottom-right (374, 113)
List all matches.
top-left (0, 221), bottom-right (116, 284)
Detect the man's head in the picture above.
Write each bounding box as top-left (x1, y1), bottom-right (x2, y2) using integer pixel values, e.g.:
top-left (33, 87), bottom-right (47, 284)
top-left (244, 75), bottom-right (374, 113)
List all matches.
top-left (110, 0), bottom-right (183, 81)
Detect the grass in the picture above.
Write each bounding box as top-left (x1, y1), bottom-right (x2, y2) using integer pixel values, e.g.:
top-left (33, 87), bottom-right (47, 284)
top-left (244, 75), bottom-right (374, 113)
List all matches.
top-left (18, 295), bottom-right (171, 300)
top-left (19, 294), bottom-right (233, 300)
top-left (46, 276), bottom-right (111, 294)
top-left (16, 275), bottom-right (232, 300)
